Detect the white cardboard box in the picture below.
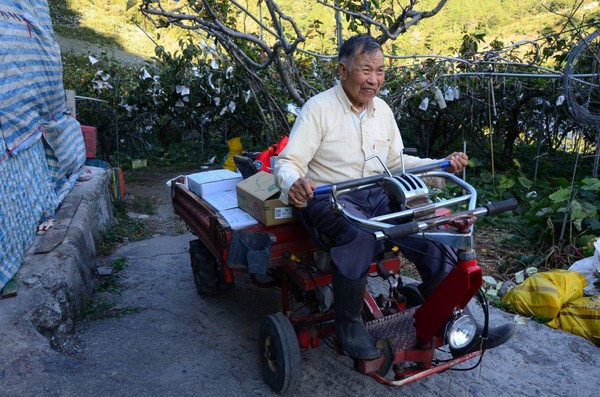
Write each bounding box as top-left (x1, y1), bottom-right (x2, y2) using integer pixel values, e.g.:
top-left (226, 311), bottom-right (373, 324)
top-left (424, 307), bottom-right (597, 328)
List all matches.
top-left (187, 169), bottom-right (243, 197)
top-left (203, 190), bottom-right (238, 212)
top-left (219, 207), bottom-right (259, 230)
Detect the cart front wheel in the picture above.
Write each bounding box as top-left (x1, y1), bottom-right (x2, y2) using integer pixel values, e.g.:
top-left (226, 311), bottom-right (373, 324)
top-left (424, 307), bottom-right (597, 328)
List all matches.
top-left (259, 313), bottom-right (301, 393)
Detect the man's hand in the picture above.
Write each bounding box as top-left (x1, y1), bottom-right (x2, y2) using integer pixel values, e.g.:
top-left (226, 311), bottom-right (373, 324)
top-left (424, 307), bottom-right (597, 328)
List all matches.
top-left (288, 177), bottom-right (316, 206)
top-left (445, 152), bottom-right (469, 173)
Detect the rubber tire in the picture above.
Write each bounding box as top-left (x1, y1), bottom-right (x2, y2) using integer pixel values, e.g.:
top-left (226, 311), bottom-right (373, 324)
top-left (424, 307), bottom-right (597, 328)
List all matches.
top-left (189, 239), bottom-right (219, 296)
top-left (398, 283), bottom-right (424, 308)
top-left (259, 313), bottom-right (302, 394)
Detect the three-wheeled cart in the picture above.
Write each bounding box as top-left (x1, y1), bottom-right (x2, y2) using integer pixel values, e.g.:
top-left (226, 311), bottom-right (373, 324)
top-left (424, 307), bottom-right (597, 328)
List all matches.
top-left (171, 163), bottom-right (517, 393)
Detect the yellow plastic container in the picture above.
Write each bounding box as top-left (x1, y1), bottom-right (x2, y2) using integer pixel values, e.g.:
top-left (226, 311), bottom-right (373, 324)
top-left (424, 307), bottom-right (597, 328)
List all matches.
top-left (223, 137), bottom-right (243, 172)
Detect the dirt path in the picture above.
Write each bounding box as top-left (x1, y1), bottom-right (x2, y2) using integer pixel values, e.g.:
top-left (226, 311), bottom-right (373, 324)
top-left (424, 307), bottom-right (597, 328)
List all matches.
top-left (2, 166), bottom-right (597, 396)
top-left (5, 225), bottom-right (596, 396)
top-left (122, 167), bottom-right (193, 237)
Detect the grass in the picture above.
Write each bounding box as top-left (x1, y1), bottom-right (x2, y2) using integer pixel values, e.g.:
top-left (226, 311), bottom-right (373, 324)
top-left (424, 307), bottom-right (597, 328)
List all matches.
top-left (94, 257), bottom-right (127, 293)
top-left (49, 0), bottom-right (179, 58)
top-left (84, 299), bottom-right (141, 320)
top-left (127, 195), bottom-right (157, 216)
top-left (96, 198), bottom-right (154, 256)
top-left (85, 257), bottom-right (141, 320)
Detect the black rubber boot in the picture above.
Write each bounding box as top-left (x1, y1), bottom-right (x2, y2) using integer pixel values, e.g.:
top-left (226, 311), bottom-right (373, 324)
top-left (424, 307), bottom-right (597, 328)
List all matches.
top-left (332, 271), bottom-right (380, 360)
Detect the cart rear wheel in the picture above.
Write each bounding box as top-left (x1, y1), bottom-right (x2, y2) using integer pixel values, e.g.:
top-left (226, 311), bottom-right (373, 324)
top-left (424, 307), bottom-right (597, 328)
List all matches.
top-left (259, 313), bottom-right (301, 393)
top-left (189, 239), bottom-right (219, 296)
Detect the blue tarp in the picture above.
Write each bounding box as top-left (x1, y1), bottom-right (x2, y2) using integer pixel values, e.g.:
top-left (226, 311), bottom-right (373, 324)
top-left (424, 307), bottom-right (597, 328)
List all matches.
top-left (0, 0), bottom-right (85, 289)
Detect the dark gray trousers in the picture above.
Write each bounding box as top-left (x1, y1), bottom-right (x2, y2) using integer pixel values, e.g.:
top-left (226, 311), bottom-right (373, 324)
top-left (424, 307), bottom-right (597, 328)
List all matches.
top-left (304, 188), bottom-right (455, 281)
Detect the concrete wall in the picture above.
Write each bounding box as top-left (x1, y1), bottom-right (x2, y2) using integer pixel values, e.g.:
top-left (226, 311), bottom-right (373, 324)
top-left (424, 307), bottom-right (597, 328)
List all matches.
top-left (0, 166), bottom-right (113, 351)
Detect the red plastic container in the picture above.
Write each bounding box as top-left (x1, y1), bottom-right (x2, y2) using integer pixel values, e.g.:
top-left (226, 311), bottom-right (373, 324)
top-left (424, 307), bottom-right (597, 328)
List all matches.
top-left (80, 125), bottom-right (97, 158)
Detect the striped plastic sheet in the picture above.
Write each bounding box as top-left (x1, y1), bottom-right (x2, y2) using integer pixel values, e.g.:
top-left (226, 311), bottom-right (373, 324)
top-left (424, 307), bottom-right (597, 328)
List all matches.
top-left (0, 0), bottom-right (85, 289)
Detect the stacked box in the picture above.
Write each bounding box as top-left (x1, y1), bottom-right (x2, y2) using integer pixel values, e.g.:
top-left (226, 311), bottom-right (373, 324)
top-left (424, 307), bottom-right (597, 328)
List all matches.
top-left (187, 170), bottom-right (243, 197)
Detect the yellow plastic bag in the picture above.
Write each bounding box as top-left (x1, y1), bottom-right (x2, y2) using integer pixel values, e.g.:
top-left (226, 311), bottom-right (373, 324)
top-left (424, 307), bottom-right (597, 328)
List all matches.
top-left (547, 296), bottom-right (600, 346)
top-left (501, 270), bottom-right (587, 320)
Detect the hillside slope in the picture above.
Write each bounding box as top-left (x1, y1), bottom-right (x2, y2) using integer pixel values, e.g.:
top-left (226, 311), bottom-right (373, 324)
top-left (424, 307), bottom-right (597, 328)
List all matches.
top-left (55, 35), bottom-right (150, 65)
top-left (49, 0), bottom-right (600, 58)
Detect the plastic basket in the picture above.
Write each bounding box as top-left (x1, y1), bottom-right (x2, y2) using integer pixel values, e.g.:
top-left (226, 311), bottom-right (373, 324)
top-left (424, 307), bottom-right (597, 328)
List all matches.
top-left (80, 125), bottom-right (97, 158)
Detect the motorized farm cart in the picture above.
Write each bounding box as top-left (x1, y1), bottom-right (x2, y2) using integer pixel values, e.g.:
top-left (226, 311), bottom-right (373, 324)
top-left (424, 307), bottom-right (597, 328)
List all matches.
top-left (171, 159), bottom-right (517, 394)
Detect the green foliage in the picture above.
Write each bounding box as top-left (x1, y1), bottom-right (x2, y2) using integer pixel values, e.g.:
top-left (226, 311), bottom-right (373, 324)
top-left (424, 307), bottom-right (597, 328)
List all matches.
top-left (457, 25), bottom-right (488, 57)
top-left (52, 0), bottom-right (600, 59)
top-left (86, 257), bottom-right (139, 320)
top-left (51, 0), bottom-right (178, 57)
top-left (526, 176), bottom-right (600, 246)
top-left (62, 39), bottom-right (270, 162)
top-left (56, 0), bottom-right (600, 163)
top-left (111, 257), bottom-right (128, 272)
top-left (466, 151), bottom-right (600, 272)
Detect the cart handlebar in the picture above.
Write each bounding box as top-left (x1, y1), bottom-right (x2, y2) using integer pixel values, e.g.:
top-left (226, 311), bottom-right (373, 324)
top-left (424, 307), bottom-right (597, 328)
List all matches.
top-left (313, 157), bottom-right (517, 248)
top-left (382, 198), bottom-right (518, 240)
top-left (313, 160), bottom-right (451, 196)
top-left (484, 198), bottom-right (519, 217)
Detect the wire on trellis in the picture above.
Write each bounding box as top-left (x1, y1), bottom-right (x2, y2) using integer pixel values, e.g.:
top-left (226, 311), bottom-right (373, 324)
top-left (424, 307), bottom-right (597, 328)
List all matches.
top-left (487, 78), bottom-right (496, 190)
top-left (563, 29), bottom-right (600, 177)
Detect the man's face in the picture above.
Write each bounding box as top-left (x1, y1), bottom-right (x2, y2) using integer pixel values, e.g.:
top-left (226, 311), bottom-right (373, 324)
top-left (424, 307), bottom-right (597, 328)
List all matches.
top-left (339, 48), bottom-right (385, 109)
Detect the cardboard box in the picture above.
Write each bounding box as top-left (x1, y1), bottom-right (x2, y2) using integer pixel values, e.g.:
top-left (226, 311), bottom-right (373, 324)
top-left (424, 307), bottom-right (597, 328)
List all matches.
top-left (187, 169), bottom-right (243, 197)
top-left (236, 171), bottom-right (296, 226)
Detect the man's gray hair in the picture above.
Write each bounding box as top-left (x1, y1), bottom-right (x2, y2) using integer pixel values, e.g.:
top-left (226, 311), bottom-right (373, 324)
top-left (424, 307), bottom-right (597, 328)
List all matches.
top-left (338, 35), bottom-right (382, 66)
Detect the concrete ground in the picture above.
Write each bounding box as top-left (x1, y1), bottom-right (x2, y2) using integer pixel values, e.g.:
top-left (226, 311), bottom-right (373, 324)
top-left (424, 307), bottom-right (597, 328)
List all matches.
top-left (1, 166), bottom-right (598, 396)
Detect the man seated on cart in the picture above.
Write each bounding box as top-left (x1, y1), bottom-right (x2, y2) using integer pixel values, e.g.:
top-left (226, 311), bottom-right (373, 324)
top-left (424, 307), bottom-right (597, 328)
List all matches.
top-left (273, 34), bottom-right (514, 360)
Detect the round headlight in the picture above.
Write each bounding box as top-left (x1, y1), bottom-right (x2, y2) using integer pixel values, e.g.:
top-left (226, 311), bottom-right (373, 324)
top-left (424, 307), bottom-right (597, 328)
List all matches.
top-left (446, 314), bottom-right (477, 350)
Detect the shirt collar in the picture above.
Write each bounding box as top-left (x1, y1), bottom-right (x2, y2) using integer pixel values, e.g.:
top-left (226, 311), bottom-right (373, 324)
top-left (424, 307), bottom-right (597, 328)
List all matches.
top-left (334, 82), bottom-right (376, 116)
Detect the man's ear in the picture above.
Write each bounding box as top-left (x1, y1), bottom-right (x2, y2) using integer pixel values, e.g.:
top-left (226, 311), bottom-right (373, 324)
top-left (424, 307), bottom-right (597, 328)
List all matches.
top-left (338, 62), bottom-right (347, 79)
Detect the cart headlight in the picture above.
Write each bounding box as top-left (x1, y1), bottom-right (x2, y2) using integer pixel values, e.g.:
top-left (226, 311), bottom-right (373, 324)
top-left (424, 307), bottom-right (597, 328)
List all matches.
top-left (446, 314), bottom-right (477, 350)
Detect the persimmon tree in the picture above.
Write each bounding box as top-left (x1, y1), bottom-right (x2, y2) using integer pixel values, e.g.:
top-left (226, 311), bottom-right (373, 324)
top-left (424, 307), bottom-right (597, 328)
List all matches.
top-left (134, 0), bottom-right (449, 140)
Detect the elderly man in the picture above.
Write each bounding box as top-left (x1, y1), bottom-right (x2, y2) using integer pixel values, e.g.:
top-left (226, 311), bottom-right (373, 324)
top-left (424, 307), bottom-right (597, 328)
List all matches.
top-left (274, 35), bottom-right (513, 359)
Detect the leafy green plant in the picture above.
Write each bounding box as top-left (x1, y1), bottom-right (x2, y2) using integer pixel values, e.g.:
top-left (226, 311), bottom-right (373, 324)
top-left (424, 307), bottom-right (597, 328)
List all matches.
top-left (465, 151), bottom-right (599, 272)
top-left (526, 177), bottom-right (600, 249)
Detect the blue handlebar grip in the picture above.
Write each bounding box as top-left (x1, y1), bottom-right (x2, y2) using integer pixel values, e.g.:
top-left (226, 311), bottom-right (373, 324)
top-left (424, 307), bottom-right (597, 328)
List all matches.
top-left (403, 159), bottom-right (452, 175)
top-left (313, 185), bottom-right (331, 196)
